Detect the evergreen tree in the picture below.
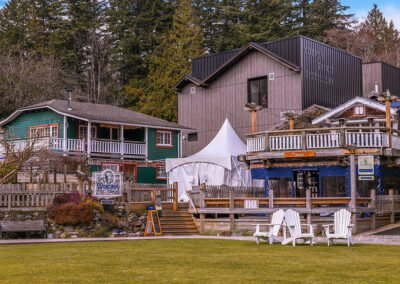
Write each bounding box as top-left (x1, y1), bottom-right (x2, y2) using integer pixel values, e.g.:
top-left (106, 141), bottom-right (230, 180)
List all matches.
top-left (138, 0), bottom-right (204, 121)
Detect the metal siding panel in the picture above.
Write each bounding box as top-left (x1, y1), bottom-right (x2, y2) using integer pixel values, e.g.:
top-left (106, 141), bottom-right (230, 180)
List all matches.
top-left (382, 63), bottom-right (400, 96)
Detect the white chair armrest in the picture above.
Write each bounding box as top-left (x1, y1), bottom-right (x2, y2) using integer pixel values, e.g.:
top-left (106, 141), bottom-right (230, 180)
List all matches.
top-left (322, 224), bottom-right (334, 228)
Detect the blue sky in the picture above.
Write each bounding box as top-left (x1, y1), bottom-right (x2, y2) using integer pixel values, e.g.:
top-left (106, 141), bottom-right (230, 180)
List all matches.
top-left (343, 0), bottom-right (400, 28)
top-left (0, 0), bottom-right (399, 28)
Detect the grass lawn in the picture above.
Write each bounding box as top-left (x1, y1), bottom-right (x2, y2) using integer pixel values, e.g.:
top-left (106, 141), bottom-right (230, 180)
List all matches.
top-left (0, 239), bottom-right (399, 283)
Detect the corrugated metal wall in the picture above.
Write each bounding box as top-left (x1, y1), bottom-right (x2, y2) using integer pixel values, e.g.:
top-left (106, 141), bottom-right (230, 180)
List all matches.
top-left (261, 36), bottom-right (301, 67)
top-left (301, 37), bottom-right (362, 109)
top-left (382, 63), bottom-right (400, 96)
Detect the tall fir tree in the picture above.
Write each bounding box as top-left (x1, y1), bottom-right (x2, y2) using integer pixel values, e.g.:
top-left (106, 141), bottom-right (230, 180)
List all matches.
top-left (138, 0), bottom-right (204, 121)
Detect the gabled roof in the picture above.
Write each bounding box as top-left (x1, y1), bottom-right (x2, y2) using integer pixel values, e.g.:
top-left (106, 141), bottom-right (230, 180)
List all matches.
top-left (274, 105), bottom-right (331, 130)
top-left (0, 100), bottom-right (192, 131)
top-left (174, 42), bottom-right (301, 91)
top-left (312, 96), bottom-right (397, 125)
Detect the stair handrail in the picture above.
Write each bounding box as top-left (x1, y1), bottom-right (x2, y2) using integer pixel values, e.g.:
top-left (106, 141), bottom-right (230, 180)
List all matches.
top-left (186, 190), bottom-right (198, 214)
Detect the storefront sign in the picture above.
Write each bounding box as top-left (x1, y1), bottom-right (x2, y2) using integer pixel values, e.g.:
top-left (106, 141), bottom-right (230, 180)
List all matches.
top-left (359, 176), bottom-right (374, 181)
top-left (358, 155), bottom-right (374, 176)
top-left (284, 151), bottom-right (315, 158)
top-left (93, 169), bottom-right (123, 198)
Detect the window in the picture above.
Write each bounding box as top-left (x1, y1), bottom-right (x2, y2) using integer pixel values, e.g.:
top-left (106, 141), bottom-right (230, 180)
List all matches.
top-left (156, 130), bottom-right (172, 147)
top-left (354, 106), bottom-right (365, 116)
top-left (188, 132), bottom-right (198, 142)
top-left (29, 124), bottom-right (59, 138)
top-left (156, 164), bottom-right (167, 180)
top-left (102, 163), bottom-right (120, 172)
top-left (247, 76), bottom-right (268, 108)
top-left (79, 125), bottom-right (97, 139)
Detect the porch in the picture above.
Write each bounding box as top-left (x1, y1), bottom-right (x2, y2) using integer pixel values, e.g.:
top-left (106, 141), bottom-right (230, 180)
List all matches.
top-left (246, 127), bottom-right (400, 154)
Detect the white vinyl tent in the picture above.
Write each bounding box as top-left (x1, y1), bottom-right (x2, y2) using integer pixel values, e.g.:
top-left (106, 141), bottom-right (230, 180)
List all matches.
top-left (166, 119), bottom-right (253, 201)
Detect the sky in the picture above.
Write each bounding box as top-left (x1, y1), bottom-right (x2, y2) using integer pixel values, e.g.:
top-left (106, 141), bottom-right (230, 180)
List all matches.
top-left (0, 0), bottom-right (398, 29)
top-left (343, 0), bottom-right (400, 29)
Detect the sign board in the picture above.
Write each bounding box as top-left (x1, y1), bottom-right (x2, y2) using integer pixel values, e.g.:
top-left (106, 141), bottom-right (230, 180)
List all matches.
top-left (92, 169), bottom-right (123, 198)
top-left (101, 199), bottom-right (115, 205)
top-left (358, 155), bottom-right (374, 176)
top-left (284, 151), bottom-right (315, 158)
top-left (144, 210), bottom-right (162, 236)
top-left (359, 176), bottom-right (374, 181)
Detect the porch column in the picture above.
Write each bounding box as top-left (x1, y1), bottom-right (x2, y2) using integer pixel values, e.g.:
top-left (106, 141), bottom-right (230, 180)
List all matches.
top-left (120, 124), bottom-right (124, 159)
top-left (349, 153), bottom-right (358, 233)
top-left (145, 127), bottom-right (148, 160)
top-left (63, 115), bottom-right (67, 153)
top-left (87, 121), bottom-right (92, 157)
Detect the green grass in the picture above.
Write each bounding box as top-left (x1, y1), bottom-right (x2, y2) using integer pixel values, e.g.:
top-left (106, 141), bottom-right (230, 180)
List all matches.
top-left (0, 239), bottom-right (399, 283)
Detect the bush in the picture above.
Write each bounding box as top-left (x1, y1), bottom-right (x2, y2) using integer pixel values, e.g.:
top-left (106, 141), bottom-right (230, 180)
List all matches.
top-left (54, 202), bottom-right (92, 225)
top-left (89, 227), bottom-right (111, 238)
top-left (53, 192), bottom-right (81, 207)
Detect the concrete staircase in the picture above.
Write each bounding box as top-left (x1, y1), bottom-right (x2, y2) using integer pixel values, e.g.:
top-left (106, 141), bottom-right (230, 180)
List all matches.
top-left (160, 203), bottom-right (199, 235)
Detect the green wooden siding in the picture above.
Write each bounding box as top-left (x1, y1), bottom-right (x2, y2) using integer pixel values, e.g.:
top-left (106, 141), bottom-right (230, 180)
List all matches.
top-left (67, 117), bottom-right (79, 139)
top-left (147, 128), bottom-right (179, 160)
top-left (137, 167), bottom-right (166, 184)
top-left (4, 109), bottom-right (64, 139)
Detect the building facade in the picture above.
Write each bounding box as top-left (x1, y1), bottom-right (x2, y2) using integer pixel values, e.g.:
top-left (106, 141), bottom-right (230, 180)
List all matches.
top-left (0, 99), bottom-right (190, 183)
top-left (176, 36), bottom-right (363, 157)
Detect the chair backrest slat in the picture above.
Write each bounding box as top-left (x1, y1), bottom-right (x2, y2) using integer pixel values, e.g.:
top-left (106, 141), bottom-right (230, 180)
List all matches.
top-left (334, 209), bottom-right (351, 235)
top-left (284, 209), bottom-right (301, 237)
top-left (271, 209), bottom-right (285, 236)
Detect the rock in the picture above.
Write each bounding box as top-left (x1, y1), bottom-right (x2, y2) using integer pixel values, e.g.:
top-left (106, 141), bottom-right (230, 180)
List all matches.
top-left (33, 212), bottom-right (39, 217)
top-left (64, 227), bottom-right (74, 233)
top-left (25, 215), bottom-right (33, 220)
top-left (16, 214), bottom-right (24, 221)
top-left (139, 216), bottom-right (146, 221)
top-left (132, 220), bottom-right (142, 227)
top-left (70, 235), bottom-right (78, 239)
top-left (60, 232), bottom-right (68, 238)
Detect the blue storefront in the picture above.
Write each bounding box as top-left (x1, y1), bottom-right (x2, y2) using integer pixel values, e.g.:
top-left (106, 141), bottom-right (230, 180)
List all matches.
top-left (251, 164), bottom-right (399, 197)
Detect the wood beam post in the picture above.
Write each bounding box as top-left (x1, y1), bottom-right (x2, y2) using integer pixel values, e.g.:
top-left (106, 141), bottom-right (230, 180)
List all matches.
top-left (251, 110), bottom-right (256, 133)
top-left (63, 115), bottom-right (68, 153)
top-left (229, 188), bottom-right (234, 232)
top-left (120, 124), bottom-right (124, 159)
top-left (306, 187), bottom-right (311, 224)
top-left (389, 189), bottom-right (395, 224)
top-left (370, 188), bottom-right (376, 230)
top-left (386, 100), bottom-right (392, 148)
top-left (350, 154), bottom-right (357, 211)
top-left (87, 121), bottom-right (92, 157)
top-left (269, 189), bottom-right (274, 209)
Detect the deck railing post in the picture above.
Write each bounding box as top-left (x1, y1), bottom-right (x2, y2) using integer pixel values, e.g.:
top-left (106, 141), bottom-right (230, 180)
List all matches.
top-left (269, 189), bottom-right (274, 209)
top-left (370, 188), bottom-right (376, 230)
top-left (389, 189), bottom-right (395, 224)
top-left (306, 188), bottom-right (311, 224)
top-left (302, 131), bottom-right (307, 150)
top-left (173, 182), bottom-right (178, 211)
top-left (199, 183), bottom-right (206, 234)
top-left (264, 133), bottom-right (270, 152)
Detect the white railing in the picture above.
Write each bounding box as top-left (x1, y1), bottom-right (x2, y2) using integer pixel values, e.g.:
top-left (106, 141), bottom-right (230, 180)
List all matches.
top-left (345, 132), bottom-right (387, 148)
top-left (270, 135), bottom-right (302, 150)
top-left (247, 136), bottom-right (265, 153)
top-left (0, 138), bottom-right (146, 156)
top-left (124, 142), bottom-right (146, 155)
top-left (307, 133), bottom-right (340, 149)
top-left (91, 140), bottom-right (121, 154)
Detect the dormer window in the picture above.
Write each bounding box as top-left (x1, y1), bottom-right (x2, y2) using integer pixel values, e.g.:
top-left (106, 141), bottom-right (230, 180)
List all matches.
top-left (354, 106), bottom-right (365, 116)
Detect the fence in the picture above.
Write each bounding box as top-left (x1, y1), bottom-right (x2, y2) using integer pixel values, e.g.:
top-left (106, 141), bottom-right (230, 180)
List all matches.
top-left (125, 183), bottom-right (178, 211)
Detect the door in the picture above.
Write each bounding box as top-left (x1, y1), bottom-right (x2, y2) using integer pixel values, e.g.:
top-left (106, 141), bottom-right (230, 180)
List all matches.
top-left (123, 164), bottom-right (136, 182)
top-left (293, 170), bottom-right (319, 197)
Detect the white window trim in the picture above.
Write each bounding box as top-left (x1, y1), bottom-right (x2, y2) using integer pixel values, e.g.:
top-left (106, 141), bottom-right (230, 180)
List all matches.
top-left (156, 130), bottom-right (173, 147)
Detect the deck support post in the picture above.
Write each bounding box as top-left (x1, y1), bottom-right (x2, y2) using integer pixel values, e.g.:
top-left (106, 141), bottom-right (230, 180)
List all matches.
top-left (173, 182), bottom-right (178, 211)
top-left (370, 188), bottom-right (376, 230)
top-left (389, 189), bottom-right (395, 224)
top-left (269, 189), bottom-right (274, 209)
top-left (87, 121), bottom-right (92, 157)
top-left (350, 154), bottom-right (358, 234)
top-left (306, 188), bottom-right (311, 224)
top-left (229, 188), bottom-right (235, 232)
top-left (120, 124), bottom-right (124, 159)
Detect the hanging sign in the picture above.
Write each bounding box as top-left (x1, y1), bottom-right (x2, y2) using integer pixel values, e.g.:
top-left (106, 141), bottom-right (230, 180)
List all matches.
top-left (92, 169), bottom-right (123, 198)
top-left (358, 155), bottom-right (374, 176)
top-left (144, 210), bottom-right (162, 236)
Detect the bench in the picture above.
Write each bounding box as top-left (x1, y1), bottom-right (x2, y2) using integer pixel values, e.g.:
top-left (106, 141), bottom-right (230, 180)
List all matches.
top-left (0, 220), bottom-right (47, 239)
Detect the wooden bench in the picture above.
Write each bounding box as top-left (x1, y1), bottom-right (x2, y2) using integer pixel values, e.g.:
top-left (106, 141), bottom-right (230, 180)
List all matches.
top-left (0, 220), bottom-right (47, 239)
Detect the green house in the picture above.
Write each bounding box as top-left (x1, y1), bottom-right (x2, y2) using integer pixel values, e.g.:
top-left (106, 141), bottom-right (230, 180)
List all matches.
top-left (0, 99), bottom-right (191, 183)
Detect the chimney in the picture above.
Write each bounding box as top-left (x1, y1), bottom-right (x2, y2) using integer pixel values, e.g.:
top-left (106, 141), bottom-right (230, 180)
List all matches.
top-left (66, 86), bottom-right (73, 111)
top-left (374, 82), bottom-right (379, 94)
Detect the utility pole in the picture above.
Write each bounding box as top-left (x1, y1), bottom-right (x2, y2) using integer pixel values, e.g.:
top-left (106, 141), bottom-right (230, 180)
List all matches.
top-left (378, 89), bottom-right (398, 148)
top-left (244, 102), bottom-right (262, 133)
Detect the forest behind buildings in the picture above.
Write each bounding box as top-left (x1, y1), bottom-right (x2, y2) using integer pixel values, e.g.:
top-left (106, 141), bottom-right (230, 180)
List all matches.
top-left (0, 0), bottom-right (399, 122)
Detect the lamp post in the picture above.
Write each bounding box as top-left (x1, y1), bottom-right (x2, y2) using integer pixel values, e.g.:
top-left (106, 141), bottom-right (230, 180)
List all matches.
top-left (244, 102), bottom-right (262, 133)
top-left (377, 89), bottom-right (398, 148)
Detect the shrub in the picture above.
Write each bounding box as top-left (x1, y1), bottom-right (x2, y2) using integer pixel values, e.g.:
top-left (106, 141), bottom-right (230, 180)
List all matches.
top-left (54, 200), bottom-right (102, 226)
top-left (53, 192), bottom-right (81, 207)
top-left (89, 227), bottom-right (111, 238)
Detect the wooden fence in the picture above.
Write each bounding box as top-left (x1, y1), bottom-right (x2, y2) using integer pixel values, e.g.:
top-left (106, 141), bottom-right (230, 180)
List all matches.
top-left (0, 190), bottom-right (64, 211)
top-left (188, 184), bottom-right (400, 234)
top-left (124, 183), bottom-right (178, 211)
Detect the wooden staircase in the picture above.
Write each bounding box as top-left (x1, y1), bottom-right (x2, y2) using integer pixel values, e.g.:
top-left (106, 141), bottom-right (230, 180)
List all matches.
top-left (160, 203), bottom-right (199, 235)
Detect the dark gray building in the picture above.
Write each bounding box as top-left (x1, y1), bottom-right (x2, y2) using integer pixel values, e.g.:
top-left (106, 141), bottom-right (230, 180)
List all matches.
top-left (176, 36), bottom-right (363, 156)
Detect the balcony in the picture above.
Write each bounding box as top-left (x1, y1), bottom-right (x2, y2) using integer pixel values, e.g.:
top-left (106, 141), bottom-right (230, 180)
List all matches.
top-left (246, 127), bottom-right (396, 154)
top-left (0, 137), bottom-right (146, 157)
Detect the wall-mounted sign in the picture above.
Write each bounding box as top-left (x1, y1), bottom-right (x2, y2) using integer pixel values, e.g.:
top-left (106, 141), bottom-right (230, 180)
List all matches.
top-left (284, 151), bottom-right (315, 158)
top-left (358, 155), bottom-right (374, 176)
top-left (93, 169), bottom-right (123, 198)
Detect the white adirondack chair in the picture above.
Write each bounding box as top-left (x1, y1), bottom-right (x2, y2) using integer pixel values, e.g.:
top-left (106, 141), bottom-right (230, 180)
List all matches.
top-left (253, 209), bottom-right (285, 245)
top-left (323, 209), bottom-right (354, 247)
top-left (282, 209), bottom-right (316, 246)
